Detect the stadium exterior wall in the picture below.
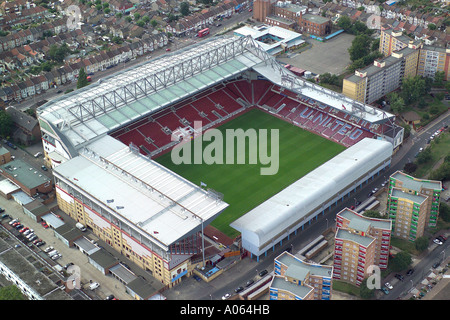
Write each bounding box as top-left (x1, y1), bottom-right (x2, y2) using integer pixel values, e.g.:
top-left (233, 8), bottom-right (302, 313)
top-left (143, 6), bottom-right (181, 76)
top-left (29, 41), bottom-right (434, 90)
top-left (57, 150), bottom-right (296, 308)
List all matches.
top-left (230, 138), bottom-right (394, 259)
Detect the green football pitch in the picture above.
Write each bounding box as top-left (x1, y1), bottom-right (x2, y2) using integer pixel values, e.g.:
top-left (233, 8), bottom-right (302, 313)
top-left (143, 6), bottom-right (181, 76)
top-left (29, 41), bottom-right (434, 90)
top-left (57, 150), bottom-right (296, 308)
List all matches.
top-left (155, 109), bottom-right (346, 237)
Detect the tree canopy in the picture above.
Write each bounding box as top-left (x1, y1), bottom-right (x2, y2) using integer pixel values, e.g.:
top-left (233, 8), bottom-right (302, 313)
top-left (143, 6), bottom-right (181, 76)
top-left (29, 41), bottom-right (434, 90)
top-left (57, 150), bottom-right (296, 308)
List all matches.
top-left (77, 68), bottom-right (89, 89)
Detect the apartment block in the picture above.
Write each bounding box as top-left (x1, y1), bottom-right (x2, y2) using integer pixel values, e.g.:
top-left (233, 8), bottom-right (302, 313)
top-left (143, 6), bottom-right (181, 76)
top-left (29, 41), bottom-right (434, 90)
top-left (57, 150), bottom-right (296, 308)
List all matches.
top-left (417, 45), bottom-right (450, 80)
top-left (342, 45), bottom-right (418, 104)
top-left (387, 188), bottom-right (428, 241)
top-left (333, 226), bottom-right (376, 287)
top-left (389, 171), bottom-right (442, 229)
top-left (270, 252), bottom-right (333, 300)
top-left (380, 28), bottom-right (450, 81)
top-left (336, 208), bottom-right (392, 270)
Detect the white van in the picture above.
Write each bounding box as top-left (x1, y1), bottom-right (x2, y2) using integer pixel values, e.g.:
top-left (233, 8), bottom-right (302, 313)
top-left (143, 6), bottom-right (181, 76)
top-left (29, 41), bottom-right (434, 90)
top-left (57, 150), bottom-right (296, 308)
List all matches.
top-left (34, 152), bottom-right (42, 158)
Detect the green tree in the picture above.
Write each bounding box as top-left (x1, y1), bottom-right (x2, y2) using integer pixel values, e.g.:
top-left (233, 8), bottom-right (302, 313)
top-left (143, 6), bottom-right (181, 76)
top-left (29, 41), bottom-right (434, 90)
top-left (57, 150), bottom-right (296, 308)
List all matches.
top-left (401, 76), bottom-right (427, 105)
top-left (439, 202), bottom-right (450, 222)
top-left (416, 147), bottom-right (432, 164)
top-left (48, 43), bottom-right (71, 63)
top-left (77, 68), bottom-right (89, 89)
top-left (348, 34), bottom-right (372, 62)
top-left (142, 16), bottom-right (150, 24)
top-left (116, 12), bottom-right (123, 19)
top-left (136, 20), bottom-right (145, 27)
top-left (125, 16), bottom-right (132, 23)
top-left (428, 23), bottom-right (436, 30)
top-left (433, 71), bottom-right (445, 87)
top-left (0, 110), bottom-right (12, 137)
top-left (151, 19), bottom-right (158, 27)
top-left (134, 12), bottom-right (141, 20)
top-left (337, 16), bottom-right (352, 32)
top-left (387, 92), bottom-right (405, 114)
top-left (180, 2), bottom-right (190, 16)
top-left (390, 251), bottom-right (412, 272)
top-left (414, 236), bottom-right (429, 252)
top-left (403, 162), bottom-right (417, 174)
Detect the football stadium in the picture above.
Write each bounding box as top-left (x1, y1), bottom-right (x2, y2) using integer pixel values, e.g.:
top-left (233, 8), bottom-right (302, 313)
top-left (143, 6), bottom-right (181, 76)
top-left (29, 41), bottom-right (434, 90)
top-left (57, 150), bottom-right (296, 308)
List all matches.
top-left (37, 35), bottom-right (402, 286)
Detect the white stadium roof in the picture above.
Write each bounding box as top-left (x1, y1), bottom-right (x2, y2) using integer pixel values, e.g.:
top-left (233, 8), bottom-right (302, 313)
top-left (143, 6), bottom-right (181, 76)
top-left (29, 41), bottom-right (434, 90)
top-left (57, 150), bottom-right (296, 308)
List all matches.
top-left (53, 135), bottom-right (228, 249)
top-left (230, 138), bottom-right (393, 257)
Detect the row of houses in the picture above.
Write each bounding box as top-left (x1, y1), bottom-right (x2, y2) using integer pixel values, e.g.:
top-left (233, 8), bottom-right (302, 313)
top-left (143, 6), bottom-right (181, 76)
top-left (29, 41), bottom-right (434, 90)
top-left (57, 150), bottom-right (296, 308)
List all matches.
top-left (0, 4), bottom-right (49, 28)
top-left (0, 18), bottom-right (69, 52)
top-left (320, 2), bottom-right (450, 47)
top-left (0, 34), bottom-right (168, 102)
top-left (336, 0), bottom-right (447, 29)
top-left (166, 0), bottom-right (250, 37)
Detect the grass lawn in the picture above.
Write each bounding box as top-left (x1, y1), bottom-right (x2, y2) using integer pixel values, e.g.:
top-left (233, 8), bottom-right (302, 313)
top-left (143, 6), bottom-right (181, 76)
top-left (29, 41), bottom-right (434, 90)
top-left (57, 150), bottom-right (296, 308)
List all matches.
top-left (155, 109), bottom-right (346, 237)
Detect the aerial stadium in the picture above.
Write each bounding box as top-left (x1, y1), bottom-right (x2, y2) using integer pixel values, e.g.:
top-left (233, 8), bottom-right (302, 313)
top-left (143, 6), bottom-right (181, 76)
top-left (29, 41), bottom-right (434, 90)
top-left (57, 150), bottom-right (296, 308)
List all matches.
top-left (37, 35), bottom-right (402, 287)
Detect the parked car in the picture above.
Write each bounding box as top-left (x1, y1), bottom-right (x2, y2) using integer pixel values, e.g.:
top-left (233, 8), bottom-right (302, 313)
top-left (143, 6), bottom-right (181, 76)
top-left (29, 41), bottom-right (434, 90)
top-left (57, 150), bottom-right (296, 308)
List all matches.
top-left (381, 287), bottom-right (389, 295)
top-left (192, 274), bottom-right (201, 282)
top-left (36, 241), bottom-right (45, 247)
top-left (385, 282), bottom-right (393, 290)
top-left (0, 207), bottom-right (4, 213)
top-left (41, 221), bottom-right (49, 229)
top-left (259, 269), bottom-right (268, 277)
top-left (44, 246), bottom-right (54, 253)
top-left (433, 238), bottom-right (443, 245)
top-left (19, 227), bottom-right (29, 233)
top-left (51, 253), bottom-right (62, 260)
top-left (221, 293), bottom-right (231, 300)
top-left (235, 286), bottom-right (244, 293)
top-left (245, 279), bottom-right (254, 287)
top-left (105, 295), bottom-right (115, 300)
top-left (406, 269), bottom-right (414, 276)
top-left (432, 261), bottom-right (440, 269)
top-left (395, 274), bottom-right (404, 281)
top-left (89, 282), bottom-right (100, 290)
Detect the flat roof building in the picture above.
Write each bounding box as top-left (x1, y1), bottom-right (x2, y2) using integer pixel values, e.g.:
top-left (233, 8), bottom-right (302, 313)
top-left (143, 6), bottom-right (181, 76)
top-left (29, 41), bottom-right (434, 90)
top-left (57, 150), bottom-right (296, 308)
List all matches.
top-left (336, 208), bottom-right (392, 270)
top-left (271, 251), bottom-right (333, 300)
top-left (389, 170), bottom-right (442, 228)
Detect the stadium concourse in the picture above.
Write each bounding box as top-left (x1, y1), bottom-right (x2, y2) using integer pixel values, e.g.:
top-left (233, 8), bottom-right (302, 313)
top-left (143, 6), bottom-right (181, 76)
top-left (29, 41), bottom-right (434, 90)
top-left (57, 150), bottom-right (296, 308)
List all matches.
top-left (36, 35), bottom-right (403, 285)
